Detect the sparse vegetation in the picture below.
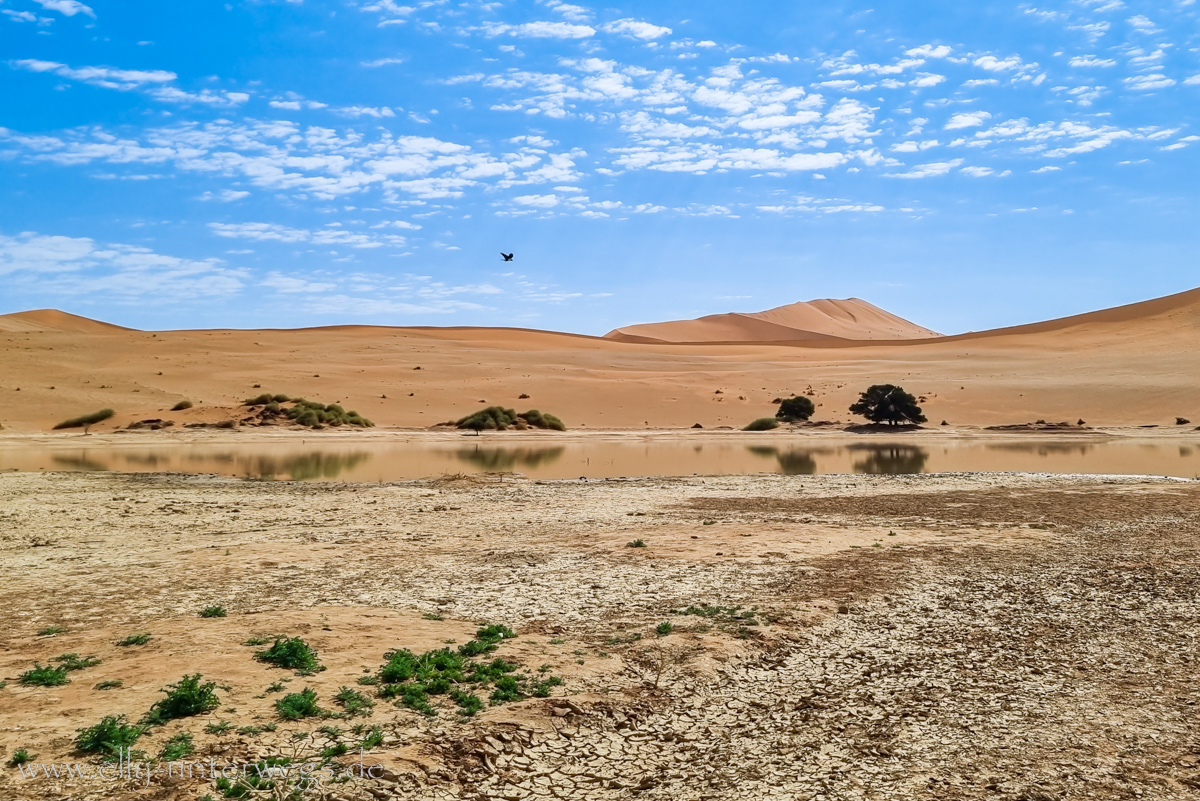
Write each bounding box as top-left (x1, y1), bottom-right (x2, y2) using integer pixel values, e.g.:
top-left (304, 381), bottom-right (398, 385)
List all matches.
top-left (455, 406), bottom-right (566, 432)
top-left (94, 679), bottom-right (123, 690)
top-left (36, 625), bottom-right (66, 636)
top-left (20, 663), bottom-right (70, 687)
top-left (53, 408), bottom-right (114, 432)
top-left (276, 688), bottom-right (323, 720)
top-left (200, 605), bottom-right (227, 618)
top-left (743, 417), bottom-right (780, 431)
top-left (334, 686), bottom-right (374, 717)
top-left (158, 732), bottom-right (195, 761)
top-left (849, 384), bottom-right (927, 426)
top-left (55, 653), bottom-right (101, 671)
top-left (145, 674), bottom-right (220, 725)
top-left (627, 538), bottom-right (646, 548)
top-left (170, 400), bottom-right (194, 411)
top-left (204, 720), bottom-right (234, 735)
top-left (655, 622), bottom-right (674, 637)
top-left (255, 637), bottom-right (322, 673)
top-left (241, 393), bottom-right (373, 429)
top-left (7, 749), bottom-right (34, 768)
top-left (776, 395), bottom-right (816, 422)
top-left (359, 725), bottom-right (385, 749)
top-left (75, 715), bottom-right (143, 759)
top-left (117, 633), bottom-right (152, 646)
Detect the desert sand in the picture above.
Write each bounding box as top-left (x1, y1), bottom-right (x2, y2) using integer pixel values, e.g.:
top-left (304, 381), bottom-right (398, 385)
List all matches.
top-left (0, 287), bottom-right (1198, 434)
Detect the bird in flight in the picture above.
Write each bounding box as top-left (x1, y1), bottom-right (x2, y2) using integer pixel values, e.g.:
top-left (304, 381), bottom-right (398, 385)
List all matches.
top-left (501, 252), bottom-right (514, 262)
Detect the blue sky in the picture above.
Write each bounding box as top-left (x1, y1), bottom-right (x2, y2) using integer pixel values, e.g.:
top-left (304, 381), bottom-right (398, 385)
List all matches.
top-left (1, 0), bottom-right (1198, 335)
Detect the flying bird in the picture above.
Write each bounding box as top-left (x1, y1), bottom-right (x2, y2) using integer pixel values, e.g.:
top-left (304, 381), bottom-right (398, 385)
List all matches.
top-left (501, 252), bottom-right (514, 262)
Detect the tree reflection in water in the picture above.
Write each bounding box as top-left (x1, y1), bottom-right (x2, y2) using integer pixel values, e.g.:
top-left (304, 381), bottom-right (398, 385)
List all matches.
top-left (455, 447), bottom-right (565, 472)
top-left (244, 452), bottom-right (372, 480)
top-left (850, 445), bottom-right (929, 474)
top-left (746, 446), bottom-right (818, 475)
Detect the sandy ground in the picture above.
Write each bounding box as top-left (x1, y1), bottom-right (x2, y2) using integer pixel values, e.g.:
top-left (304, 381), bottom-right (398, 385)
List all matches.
top-left (0, 285), bottom-right (1198, 433)
top-left (2, 469), bottom-right (1200, 800)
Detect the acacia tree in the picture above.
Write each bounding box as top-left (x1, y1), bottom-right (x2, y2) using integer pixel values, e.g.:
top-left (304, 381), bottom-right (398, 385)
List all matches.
top-left (848, 385), bottom-right (927, 426)
top-left (775, 396), bottom-right (815, 422)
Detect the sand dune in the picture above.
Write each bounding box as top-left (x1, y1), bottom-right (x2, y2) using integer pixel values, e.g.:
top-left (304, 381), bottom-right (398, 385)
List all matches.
top-left (604, 298), bottom-right (941, 343)
top-left (0, 288), bottom-right (1197, 432)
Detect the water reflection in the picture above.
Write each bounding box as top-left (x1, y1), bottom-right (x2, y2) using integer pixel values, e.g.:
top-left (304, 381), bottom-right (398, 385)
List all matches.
top-left (52, 454), bottom-right (110, 472)
top-left (747, 446), bottom-right (818, 475)
top-left (454, 447), bottom-right (565, 472)
top-left (849, 444), bottom-right (930, 475)
top-left (986, 442), bottom-right (1093, 457)
top-left (241, 452), bottom-right (372, 480)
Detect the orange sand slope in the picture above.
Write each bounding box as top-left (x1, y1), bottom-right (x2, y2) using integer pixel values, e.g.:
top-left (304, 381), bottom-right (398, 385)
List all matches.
top-left (605, 298), bottom-right (941, 343)
top-left (0, 287), bottom-right (1197, 431)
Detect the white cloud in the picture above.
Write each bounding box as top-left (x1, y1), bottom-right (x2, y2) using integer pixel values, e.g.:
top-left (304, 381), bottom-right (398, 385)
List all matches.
top-left (1184, 75), bottom-right (1200, 86)
top-left (361, 57), bottom-right (405, 68)
top-left (511, 193), bottom-right (559, 207)
top-left (209, 222), bottom-right (407, 248)
top-left (260, 271), bottom-right (337, 293)
top-left (1126, 14), bottom-right (1159, 33)
top-left (33, 0), bottom-right (94, 17)
top-left (544, 1), bottom-right (592, 23)
top-left (482, 21), bottom-right (595, 39)
top-left (884, 159), bottom-right (964, 178)
top-left (198, 189), bottom-right (250, 202)
top-left (973, 56), bottom-right (1021, 72)
top-left (601, 19), bottom-right (672, 40)
top-left (945, 111), bottom-right (992, 129)
top-left (1124, 74), bottom-right (1175, 91)
top-left (1069, 55), bottom-right (1116, 68)
top-left (1031, 165), bottom-right (1062, 173)
top-left (0, 231), bottom-right (245, 300)
top-left (905, 44), bottom-right (952, 58)
top-left (10, 59), bottom-right (175, 90)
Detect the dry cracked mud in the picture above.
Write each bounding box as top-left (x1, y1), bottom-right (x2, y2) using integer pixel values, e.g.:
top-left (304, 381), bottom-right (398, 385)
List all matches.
top-left (1, 470), bottom-right (1199, 801)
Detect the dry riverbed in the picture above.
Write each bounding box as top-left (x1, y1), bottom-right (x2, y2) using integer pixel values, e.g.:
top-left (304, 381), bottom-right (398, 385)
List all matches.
top-left (1, 470), bottom-right (1199, 800)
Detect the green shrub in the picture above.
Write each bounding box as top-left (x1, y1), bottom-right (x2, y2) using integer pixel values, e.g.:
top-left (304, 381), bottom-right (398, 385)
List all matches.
top-left (75, 715), bottom-right (143, 758)
top-left (334, 686), bottom-right (374, 718)
top-left (53, 408), bottom-right (114, 431)
top-left (204, 720), bottom-right (234, 735)
top-left (243, 394), bottom-right (274, 406)
top-left (117, 633), bottom-right (151, 646)
top-left (359, 726), bottom-right (384, 749)
top-left (275, 688), bottom-right (322, 720)
top-left (655, 622), bottom-right (674, 637)
top-left (849, 384), bottom-right (927, 426)
top-left (145, 674), bottom-right (220, 725)
top-left (200, 605), bottom-right (227, 618)
top-left (170, 400), bottom-right (193, 411)
top-left (476, 624), bottom-right (516, 643)
top-left (20, 663), bottom-right (69, 687)
top-left (37, 625), bottom-right (67, 636)
top-left (450, 690), bottom-right (483, 716)
top-left (158, 732), bottom-right (195, 761)
top-left (7, 749), bottom-right (34, 768)
top-left (489, 676), bottom-right (523, 703)
top-left (743, 417), bottom-right (780, 431)
top-left (529, 676), bottom-right (563, 698)
top-left (255, 637), bottom-right (321, 673)
top-left (517, 410), bottom-right (566, 431)
top-left (454, 406), bottom-right (566, 431)
top-left (776, 396), bottom-right (815, 422)
top-left (94, 679), bottom-right (123, 690)
top-left (55, 653), bottom-right (101, 671)
top-left (626, 539), bottom-right (646, 548)
top-left (394, 685), bottom-right (435, 717)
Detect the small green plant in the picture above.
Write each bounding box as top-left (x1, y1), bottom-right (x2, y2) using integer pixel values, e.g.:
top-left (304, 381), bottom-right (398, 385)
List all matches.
top-left (204, 720), bottom-right (234, 735)
top-left (422, 612), bottom-right (445, 621)
top-left (655, 622), bottom-right (674, 637)
top-left (255, 637), bottom-right (322, 673)
top-left (55, 653), bottom-right (101, 671)
top-left (530, 676), bottom-right (563, 698)
top-left (489, 676), bottom-right (523, 704)
top-left (321, 743), bottom-right (349, 759)
top-left (117, 633), bottom-right (152, 646)
top-left (94, 679), bottom-right (124, 690)
top-left (743, 417), bottom-right (780, 431)
top-left (145, 674), bottom-right (220, 725)
top-left (170, 400), bottom-right (194, 411)
top-left (53, 408), bottom-right (114, 432)
top-left (158, 732), bottom-right (195, 761)
top-left (75, 715), bottom-right (143, 758)
top-left (37, 625), bottom-right (67, 636)
top-left (450, 689), bottom-right (483, 716)
top-left (242, 635), bottom-right (274, 646)
top-left (626, 539), bottom-right (646, 548)
top-left (276, 688), bottom-right (323, 720)
top-left (355, 675), bottom-right (379, 686)
top-left (20, 663), bottom-right (70, 686)
top-left (359, 726), bottom-right (385, 749)
top-left (334, 686), bottom-right (374, 717)
top-left (200, 606), bottom-right (227, 618)
top-left (265, 681), bottom-right (287, 693)
top-left (7, 749), bottom-right (34, 768)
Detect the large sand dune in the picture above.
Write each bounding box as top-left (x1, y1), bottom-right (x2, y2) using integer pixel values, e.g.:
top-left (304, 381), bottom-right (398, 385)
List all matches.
top-left (0, 288), bottom-right (1197, 432)
top-left (605, 298), bottom-right (940, 343)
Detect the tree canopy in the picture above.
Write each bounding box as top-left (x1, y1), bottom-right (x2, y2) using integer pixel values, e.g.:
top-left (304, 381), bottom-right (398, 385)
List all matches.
top-left (848, 385), bottom-right (927, 426)
top-left (776, 396), bottom-right (815, 422)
